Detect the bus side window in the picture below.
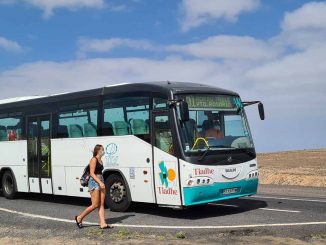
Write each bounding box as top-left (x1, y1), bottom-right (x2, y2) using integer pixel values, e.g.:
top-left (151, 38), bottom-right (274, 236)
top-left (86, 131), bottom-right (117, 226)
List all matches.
top-left (104, 107), bottom-right (129, 136)
top-left (154, 116), bottom-right (174, 155)
top-left (153, 97), bottom-right (168, 109)
top-left (0, 116), bottom-right (23, 141)
top-left (103, 97), bottom-right (150, 142)
top-left (58, 103), bottom-right (98, 138)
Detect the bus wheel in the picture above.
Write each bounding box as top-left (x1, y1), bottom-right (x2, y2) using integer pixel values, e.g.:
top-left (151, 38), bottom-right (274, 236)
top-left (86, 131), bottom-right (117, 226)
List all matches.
top-left (105, 174), bottom-right (131, 212)
top-left (2, 171), bottom-right (17, 199)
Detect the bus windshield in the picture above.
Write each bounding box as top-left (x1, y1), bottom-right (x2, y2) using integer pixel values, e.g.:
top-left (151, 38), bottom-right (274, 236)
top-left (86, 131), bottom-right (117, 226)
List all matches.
top-left (177, 94), bottom-right (254, 154)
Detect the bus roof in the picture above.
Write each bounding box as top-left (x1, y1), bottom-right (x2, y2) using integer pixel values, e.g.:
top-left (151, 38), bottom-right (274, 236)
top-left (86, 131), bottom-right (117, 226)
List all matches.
top-left (0, 81), bottom-right (238, 110)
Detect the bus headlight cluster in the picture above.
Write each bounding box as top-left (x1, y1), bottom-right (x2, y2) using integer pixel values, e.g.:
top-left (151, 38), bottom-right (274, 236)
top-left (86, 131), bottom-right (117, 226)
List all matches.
top-left (186, 177), bottom-right (214, 186)
top-left (247, 170), bottom-right (258, 179)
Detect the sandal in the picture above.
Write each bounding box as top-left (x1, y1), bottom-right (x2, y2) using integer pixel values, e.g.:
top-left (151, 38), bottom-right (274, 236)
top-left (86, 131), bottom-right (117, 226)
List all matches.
top-left (75, 216), bottom-right (83, 229)
top-left (100, 224), bottom-right (113, 229)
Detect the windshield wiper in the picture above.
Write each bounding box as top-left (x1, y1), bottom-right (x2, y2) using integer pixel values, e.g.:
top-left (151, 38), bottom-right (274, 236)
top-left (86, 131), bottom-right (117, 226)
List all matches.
top-left (217, 146), bottom-right (256, 157)
top-left (198, 145), bottom-right (232, 162)
top-left (198, 146), bottom-right (211, 162)
top-left (198, 145), bottom-right (238, 162)
top-left (214, 145), bottom-right (235, 149)
top-left (198, 146), bottom-right (255, 162)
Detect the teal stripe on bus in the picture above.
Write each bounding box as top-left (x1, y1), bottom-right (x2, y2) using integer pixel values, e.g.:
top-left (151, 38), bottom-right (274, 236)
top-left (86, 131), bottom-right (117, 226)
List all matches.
top-left (183, 178), bottom-right (258, 206)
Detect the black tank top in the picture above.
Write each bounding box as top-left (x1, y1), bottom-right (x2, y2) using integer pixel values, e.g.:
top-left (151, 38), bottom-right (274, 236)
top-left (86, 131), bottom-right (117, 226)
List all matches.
top-left (93, 157), bottom-right (103, 175)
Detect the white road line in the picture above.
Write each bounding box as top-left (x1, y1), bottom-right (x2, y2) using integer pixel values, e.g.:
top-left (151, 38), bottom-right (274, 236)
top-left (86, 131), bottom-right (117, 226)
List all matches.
top-left (0, 207), bottom-right (96, 225)
top-left (0, 207), bottom-right (324, 229)
top-left (253, 195), bottom-right (326, 203)
top-left (259, 208), bottom-right (300, 213)
top-left (103, 222), bottom-right (326, 229)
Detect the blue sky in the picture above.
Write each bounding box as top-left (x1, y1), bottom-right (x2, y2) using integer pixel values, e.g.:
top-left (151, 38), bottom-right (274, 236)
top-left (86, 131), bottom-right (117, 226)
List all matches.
top-left (0, 0), bottom-right (314, 66)
top-left (0, 0), bottom-right (325, 152)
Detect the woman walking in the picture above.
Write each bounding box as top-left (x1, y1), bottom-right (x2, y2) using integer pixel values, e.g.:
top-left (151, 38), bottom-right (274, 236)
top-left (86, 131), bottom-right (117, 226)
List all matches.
top-left (75, 144), bottom-right (111, 229)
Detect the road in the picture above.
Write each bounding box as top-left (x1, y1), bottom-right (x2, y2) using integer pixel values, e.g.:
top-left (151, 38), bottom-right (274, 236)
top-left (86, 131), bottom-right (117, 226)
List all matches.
top-left (0, 185), bottom-right (325, 244)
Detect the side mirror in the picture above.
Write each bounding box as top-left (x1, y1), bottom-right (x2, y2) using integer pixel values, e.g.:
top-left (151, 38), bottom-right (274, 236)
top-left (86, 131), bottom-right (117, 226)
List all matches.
top-left (258, 102), bottom-right (265, 120)
top-left (180, 101), bottom-right (190, 122)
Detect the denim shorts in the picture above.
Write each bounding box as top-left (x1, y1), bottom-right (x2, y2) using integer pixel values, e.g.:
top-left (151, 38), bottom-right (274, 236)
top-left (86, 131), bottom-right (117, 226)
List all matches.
top-left (88, 175), bottom-right (104, 192)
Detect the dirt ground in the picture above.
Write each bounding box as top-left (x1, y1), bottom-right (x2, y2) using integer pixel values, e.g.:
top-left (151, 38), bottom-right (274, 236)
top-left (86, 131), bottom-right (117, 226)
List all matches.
top-left (257, 149), bottom-right (326, 187)
top-left (1, 236), bottom-right (326, 245)
top-left (0, 229), bottom-right (325, 245)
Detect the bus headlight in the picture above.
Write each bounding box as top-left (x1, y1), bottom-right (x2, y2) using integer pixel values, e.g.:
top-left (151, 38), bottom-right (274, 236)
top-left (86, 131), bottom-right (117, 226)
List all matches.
top-left (187, 179), bottom-right (195, 186)
top-left (247, 170), bottom-right (259, 179)
top-left (186, 177), bottom-right (214, 186)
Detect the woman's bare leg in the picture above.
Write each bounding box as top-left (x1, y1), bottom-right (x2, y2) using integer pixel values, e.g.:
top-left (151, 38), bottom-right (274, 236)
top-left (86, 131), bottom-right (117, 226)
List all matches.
top-left (98, 188), bottom-right (107, 227)
top-left (77, 190), bottom-right (100, 222)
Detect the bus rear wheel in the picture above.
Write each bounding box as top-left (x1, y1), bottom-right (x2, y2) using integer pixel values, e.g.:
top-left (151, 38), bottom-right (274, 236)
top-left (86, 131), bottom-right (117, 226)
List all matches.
top-left (105, 174), bottom-right (131, 212)
top-left (2, 171), bottom-right (17, 199)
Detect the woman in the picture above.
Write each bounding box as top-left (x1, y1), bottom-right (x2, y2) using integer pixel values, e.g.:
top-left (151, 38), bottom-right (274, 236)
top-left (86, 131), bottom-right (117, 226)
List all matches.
top-left (75, 144), bottom-right (111, 229)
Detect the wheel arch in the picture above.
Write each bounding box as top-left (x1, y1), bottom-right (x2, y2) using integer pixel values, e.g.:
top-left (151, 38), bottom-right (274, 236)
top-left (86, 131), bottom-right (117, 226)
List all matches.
top-left (103, 169), bottom-right (132, 202)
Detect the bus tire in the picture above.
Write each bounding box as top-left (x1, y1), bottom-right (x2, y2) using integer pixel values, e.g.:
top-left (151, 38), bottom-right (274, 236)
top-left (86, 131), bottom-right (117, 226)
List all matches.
top-left (2, 171), bottom-right (17, 199)
top-left (105, 174), bottom-right (131, 212)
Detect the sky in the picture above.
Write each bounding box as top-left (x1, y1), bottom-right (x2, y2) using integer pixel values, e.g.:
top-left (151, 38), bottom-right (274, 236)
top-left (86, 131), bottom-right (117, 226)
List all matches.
top-left (0, 0), bottom-right (325, 153)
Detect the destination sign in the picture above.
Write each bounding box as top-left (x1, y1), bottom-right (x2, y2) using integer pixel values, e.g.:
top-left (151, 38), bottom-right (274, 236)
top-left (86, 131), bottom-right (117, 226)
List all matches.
top-left (185, 95), bottom-right (240, 109)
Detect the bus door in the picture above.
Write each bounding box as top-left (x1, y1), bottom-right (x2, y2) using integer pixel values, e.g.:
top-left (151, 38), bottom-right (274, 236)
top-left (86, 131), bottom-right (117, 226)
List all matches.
top-left (27, 115), bottom-right (53, 194)
top-left (152, 110), bottom-right (181, 206)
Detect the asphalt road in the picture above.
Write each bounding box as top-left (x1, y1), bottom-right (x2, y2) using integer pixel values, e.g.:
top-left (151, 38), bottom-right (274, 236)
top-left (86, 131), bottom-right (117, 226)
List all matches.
top-left (0, 185), bottom-right (325, 242)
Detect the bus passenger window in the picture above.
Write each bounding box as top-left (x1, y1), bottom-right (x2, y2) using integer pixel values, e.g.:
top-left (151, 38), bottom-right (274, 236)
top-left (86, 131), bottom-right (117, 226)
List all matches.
top-left (103, 97), bottom-right (150, 142)
top-left (0, 116), bottom-right (23, 141)
top-left (104, 106), bottom-right (129, 136)
top-left (154, 116), bottom-right (174, 155)
top-left (153, 97), bottom-right (168, 109)
top-left (58, 103), bottom-right (98, 138)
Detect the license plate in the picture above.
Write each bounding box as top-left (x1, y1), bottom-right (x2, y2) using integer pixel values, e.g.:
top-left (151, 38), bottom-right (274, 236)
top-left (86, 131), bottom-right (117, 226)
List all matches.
top-left (222, 188), bottom-right (238, 195)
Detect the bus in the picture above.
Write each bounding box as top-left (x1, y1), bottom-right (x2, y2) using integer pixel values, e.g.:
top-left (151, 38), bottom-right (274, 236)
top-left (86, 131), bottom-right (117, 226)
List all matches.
top-left (0, 81), bottom-right (264, 211)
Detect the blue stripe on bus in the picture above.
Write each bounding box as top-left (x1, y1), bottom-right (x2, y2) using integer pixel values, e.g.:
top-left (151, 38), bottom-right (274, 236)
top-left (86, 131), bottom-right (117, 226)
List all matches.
top-left (183, 178), bottom-right (258, 206)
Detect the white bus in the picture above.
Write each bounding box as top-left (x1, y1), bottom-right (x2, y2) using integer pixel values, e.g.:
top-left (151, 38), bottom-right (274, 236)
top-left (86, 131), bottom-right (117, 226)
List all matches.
top-left (0, 82), bottom-right (264, 211)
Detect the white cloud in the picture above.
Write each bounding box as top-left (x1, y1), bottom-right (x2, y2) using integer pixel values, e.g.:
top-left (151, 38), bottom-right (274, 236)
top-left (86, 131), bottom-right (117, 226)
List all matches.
top-left (0, 36), bottom-right (23, 53)
top-left (244, 2), bottom-right (326, 116)
top-left (180, 0), bottom-right (260, 31)
top-left (78, 35), bottom-right (283, 62)
top-left (282, 2), bottom-right (326, 31)
top-left (77, 37), bottom-right (155, 58)
top-left (275, 1), bottom-right (326, 50)
top-left (273, 28), bottom-right (326, 51)
top-left (246, 43), bottom-right (326, 117)
top-left (0, 58), bottom-right (227, 96)
top-left (167, 35), bottom-right (282, 61)
top-left (0, 0), bottom-right (106, 18)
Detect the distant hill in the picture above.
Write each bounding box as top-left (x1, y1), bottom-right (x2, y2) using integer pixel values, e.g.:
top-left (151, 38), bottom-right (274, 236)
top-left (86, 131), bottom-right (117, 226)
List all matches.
top-left (257, 149), bottom-right (326, 187)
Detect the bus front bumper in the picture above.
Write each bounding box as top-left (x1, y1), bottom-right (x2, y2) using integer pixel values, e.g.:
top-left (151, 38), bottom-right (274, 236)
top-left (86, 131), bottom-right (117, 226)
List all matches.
top-left (183, 178), bottom-right (258, 206)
